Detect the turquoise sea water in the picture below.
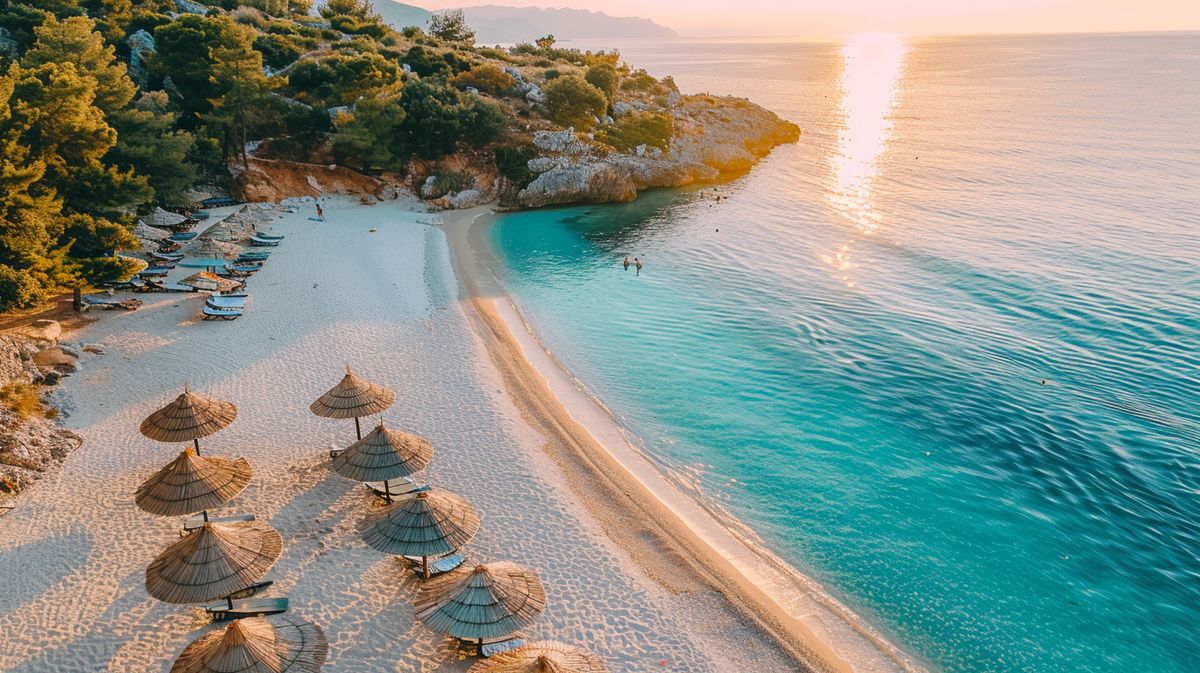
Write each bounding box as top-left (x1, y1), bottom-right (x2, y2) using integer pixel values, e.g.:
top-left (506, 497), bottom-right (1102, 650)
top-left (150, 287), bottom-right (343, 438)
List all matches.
top-left (490, 34), bottom-right (1200, 673)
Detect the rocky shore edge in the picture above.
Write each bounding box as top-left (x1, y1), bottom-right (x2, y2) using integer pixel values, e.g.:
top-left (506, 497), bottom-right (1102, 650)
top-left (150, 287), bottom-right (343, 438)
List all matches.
top-left (0, 322), bottom-right (86, 508)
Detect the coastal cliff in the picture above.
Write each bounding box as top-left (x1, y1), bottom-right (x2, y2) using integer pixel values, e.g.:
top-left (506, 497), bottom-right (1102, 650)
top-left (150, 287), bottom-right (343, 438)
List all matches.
top-left (237, 93), bottom-right (800, 209)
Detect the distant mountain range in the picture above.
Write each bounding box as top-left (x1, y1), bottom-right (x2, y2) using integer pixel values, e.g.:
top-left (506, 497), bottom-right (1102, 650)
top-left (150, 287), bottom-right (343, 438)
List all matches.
top-left (371, 2), bottom-right (678, 43)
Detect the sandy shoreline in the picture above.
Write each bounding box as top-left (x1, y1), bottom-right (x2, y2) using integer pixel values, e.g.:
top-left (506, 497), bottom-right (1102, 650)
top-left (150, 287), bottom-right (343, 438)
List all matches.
top-left (442, 206), bottom-right (927, 673)
top-left (0, 197), bottom-right (821, 673)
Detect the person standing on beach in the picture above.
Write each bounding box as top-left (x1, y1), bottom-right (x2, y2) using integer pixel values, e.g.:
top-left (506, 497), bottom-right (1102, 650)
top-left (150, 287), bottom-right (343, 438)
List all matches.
top-left (634, 257), bottom-right (642, 275)
top-left (315, 203), bottom-right (324, 221)
top-left (623, 256), bottom-right (630, 271)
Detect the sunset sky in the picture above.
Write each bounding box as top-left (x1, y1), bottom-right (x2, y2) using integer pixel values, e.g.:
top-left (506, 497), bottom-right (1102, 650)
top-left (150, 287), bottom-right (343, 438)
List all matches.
top-left (413, 1), bottom-right (1200, 37)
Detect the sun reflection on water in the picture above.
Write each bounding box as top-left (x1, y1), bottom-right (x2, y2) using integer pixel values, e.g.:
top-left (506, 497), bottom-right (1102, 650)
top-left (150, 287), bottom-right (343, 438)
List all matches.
top-left (823, 34), bottom-right (908, 287)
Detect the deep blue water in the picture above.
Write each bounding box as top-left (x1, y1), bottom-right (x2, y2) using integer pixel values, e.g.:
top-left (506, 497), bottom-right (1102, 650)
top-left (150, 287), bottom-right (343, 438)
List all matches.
top-left (490, 33), bottom-right (1200, 673)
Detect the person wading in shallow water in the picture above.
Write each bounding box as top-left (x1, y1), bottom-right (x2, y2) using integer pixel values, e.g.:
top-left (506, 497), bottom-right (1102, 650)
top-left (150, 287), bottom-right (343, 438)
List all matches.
top-left (623, 256), bottom-right (630, 271)
top-left (634, 258), bottom-right (643, 275)
top-left (316, 203), bottom-right (324, 221)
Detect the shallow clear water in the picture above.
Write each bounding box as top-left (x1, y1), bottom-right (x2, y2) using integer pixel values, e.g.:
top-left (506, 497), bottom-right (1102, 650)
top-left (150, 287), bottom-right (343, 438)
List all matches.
top-left (491, 33), bottom-right (1200, 673)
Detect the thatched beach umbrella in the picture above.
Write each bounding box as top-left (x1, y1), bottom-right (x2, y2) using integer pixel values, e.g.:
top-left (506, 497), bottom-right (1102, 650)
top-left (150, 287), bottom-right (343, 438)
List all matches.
top-left (180, 271), bottom-right (242, 293)
top-left (140, 385), bottom-right (237, 455)
top-left (185, 238), bottom-right (242, 259)
top-left (146, 520), bottom-right (283, 606)
top-left (414, 562), bottom-right (546, 645)
top-left (135, 447), bottom-right (251, 517)
top-left (332, 421), bottom-right (431, 502)
top-left (360, 489), bottom-right (479, 577)
top-left (147, 207), bottom-right (188, 228)
top-left (170, 615), bottom-right (327, 673)
top-left (310, 367), bottom-right (395, 440)
top-left (466, 641), bottom-right (609, 673)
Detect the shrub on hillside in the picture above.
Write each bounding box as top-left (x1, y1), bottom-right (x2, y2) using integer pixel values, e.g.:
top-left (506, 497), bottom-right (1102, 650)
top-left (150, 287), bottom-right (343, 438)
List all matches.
top-left (402, 45), bottom-right (471, 78)
top-left (494, 144), bottom-right (536, 187)
top-left (596, 111), bottom-right (673, 152)
top-left (585, 63), bottom-right (618, 111)
top-left (254, 33), bottom-right (303, 70)
top-left (543, 75), bottom-right (608, 129)
top-left (450, 63), bottom-right (515, 96)
top-left (399, 81), bottom-right (506, 158)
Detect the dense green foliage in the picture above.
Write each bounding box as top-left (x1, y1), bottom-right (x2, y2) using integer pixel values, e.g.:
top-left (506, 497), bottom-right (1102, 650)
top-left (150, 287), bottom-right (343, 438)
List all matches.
top-left (596, 111), bottom-right (674, 152)
top-left (544, 75), bottom-right (609, 129)
top-left (494, 144), bottom-right (536, 187)
top-left (584, 64), bottom-right (619, 112)
top-left (0, 0), bottom-right (682, 311)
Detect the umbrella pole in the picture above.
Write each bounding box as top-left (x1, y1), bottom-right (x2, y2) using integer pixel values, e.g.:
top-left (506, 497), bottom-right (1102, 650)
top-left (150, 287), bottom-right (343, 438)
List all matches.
top-left (383, 479), bottom-right (392, 503)
top-left (202, 510), bottom-right (209, 522)
top-left (193, 438), bottom-right (201, 456)
top-left (354, 416), bottom-right (362, 440)
top-left (423, 556), bottom-right (429, 579)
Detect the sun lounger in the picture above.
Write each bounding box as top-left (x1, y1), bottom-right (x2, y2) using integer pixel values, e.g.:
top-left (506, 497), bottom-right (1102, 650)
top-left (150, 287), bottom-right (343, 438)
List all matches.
top-left (151, 252), bottom-right (184, 262)
top-left (83, 295), bottom-right (141, 311)
top-left (206, 296), bottom-right (246, 309)
top-left (182, 512), bottom-right (256, 533)
top-left (206, 597), bottom-right (289, 622)
top-left (403, 553), bottom-right (465, 577)
top-left (226, 264), bottom-right (261, 273)
top-left (138, 267), bottom-right (170, 277)
top-left (202, 306), bottom-right (243, 321)
top-left (212, 290), bottom-right (248, 299)
top-left (248, 236), bottom-right (280, 247)
top-left (199, 197), bottom-right (237, 208)
top-left (192, 210), bottom-right (210, 219)
top-left (236, 253), bottom-right (269, 261)
top-left (366, 478), bottom-right (430, 499)
top-left (163, 282), bottom-right (197, 293)
top-left (253, 233), bottom-right (284, 240)
top-left (480, 638), bottom-right (525, 658)
top-left (225, 581), bottom-right (274, 601)
top-left (104, 279), bottom-right (145, 291)
top-left (170, 232), bottom-right (198, 241)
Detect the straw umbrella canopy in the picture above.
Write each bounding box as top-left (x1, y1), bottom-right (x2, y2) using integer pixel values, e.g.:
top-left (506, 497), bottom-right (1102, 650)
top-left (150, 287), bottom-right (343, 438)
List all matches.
top-left (170, 615), bottom-right (327, 673)
top-left (332, 421), bottom-right (431, 501)
top-left (135, 447), bottom-right (252, 518)
top-left (185, 238), bottom-right (243, 259)
top-left (360, 489), bottom-right (479, 577)
top-left (310, 367), bottom-right (395, 440)
top-left (414, 562), bottom-right (546, 644)
top-left (148, 207), bottom-right (188, 228)
top-left (146, 520), bottom-right (283, 605)
top-left (181, 271), bottom-right (242, 293)
top-left (140, 386), bottom-right (237, 455)
top-left (466, 641), bottom-right (609, 673)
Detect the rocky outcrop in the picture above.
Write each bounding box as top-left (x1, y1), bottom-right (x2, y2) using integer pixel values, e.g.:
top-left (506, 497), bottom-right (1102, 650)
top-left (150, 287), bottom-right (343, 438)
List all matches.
top-left (0, 329), bottom-right (84, 502)
top-left (515, 94), bottom-right (799, 208)
top-left (232, 157), bottom-right (403, 203)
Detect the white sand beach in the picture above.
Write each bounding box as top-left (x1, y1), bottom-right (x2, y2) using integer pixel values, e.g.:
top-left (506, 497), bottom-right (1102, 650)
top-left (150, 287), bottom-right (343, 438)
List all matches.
top-left (0, 197), bottom-right (826, 673)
